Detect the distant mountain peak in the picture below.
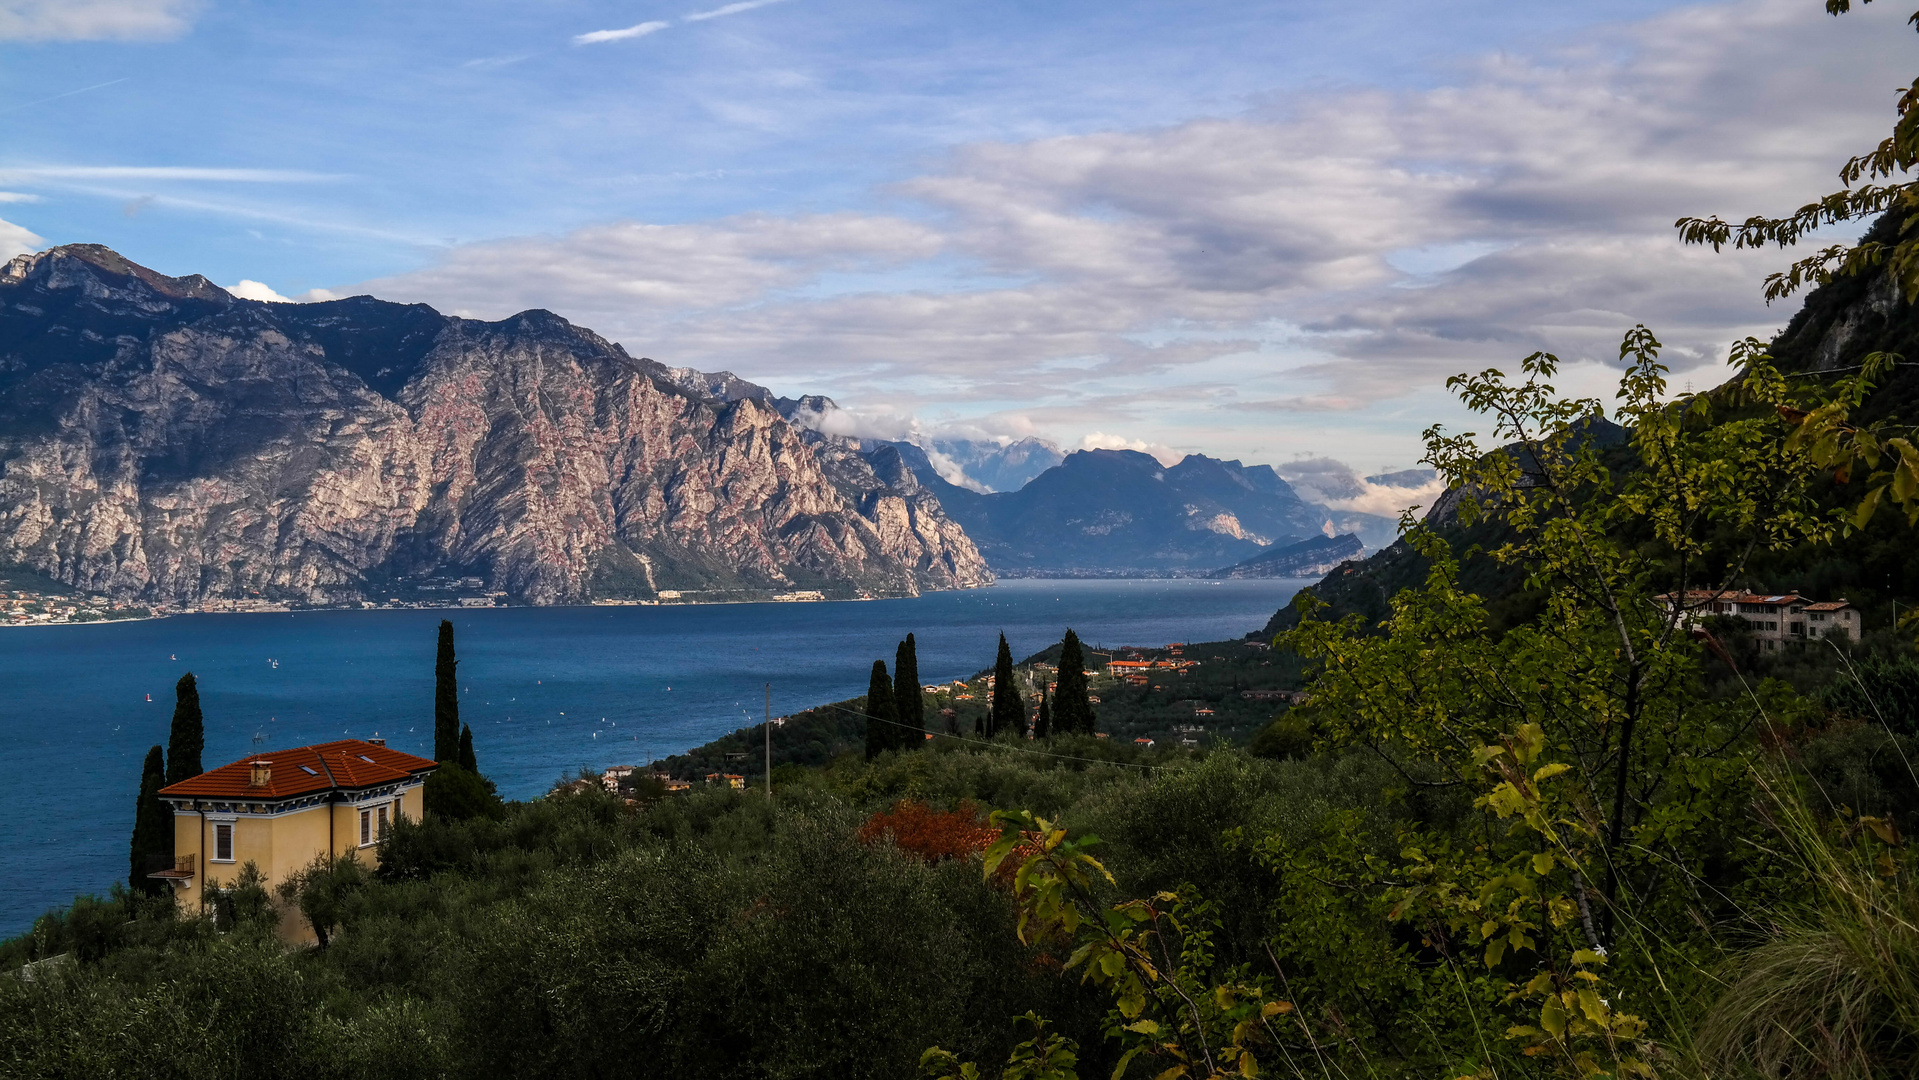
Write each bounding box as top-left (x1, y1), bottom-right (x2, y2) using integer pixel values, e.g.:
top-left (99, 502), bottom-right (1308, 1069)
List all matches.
top-left (7, 243), bottom-right (233, 304)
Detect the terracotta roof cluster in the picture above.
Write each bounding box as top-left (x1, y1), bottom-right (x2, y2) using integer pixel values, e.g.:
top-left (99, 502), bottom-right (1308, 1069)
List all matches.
top-left (159, 739), bottom-right (437, 802)
top-left (1657, 590), bottom-right (1851, 608)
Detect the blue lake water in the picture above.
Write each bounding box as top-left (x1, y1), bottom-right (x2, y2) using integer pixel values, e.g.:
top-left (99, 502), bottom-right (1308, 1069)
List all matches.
top-left (0, 577), bottom-right (1307, 936)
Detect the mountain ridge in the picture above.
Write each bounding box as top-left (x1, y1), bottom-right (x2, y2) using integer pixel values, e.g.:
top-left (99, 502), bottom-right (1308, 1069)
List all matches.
top-left (0, 244), bottom-right (991, 606)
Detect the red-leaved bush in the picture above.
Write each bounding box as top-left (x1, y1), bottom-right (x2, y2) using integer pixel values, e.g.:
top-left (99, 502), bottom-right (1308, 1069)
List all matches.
top-left (857, 799), bottom-right (999, 863)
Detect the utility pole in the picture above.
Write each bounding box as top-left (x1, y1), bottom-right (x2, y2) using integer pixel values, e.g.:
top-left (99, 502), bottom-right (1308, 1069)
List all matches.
top-left (764, 682), bottom-right (772, 798)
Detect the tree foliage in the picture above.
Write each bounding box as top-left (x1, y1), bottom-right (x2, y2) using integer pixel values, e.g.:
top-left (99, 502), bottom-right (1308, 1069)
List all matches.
top-left (992, 634), bottom-right (1024, 739)
top-left (1053, 630), bottom-right (1095, 735)
top-left (128, 745), bottom-right (170, 893)
top-left (867, 659), bottom-right (900, 760)
top-left (424, 761), bottom-right (504, 823)
top-left (434, 620), bottom-right (460, 762)
top-left (898, 633), bottom-right (926, 742)
top-left (165, 673), bottom-right (203, 784)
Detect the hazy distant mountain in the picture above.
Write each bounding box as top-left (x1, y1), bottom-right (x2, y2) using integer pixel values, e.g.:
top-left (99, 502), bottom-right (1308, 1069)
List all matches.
top-left (0, 245), bottom-right (989, 605)
top-left (924, 437), bottom-right (1064, 492)
top-left (1366, 467), bottom-right (1437, 487)
top-left (907, 447), bottom-right (1340, 575)
top-left (1208, 533), bottom-right (1364, 579)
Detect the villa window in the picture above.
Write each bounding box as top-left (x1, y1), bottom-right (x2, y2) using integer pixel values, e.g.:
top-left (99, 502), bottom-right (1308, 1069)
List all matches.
top-left (377, 803), bottom-right (389, 839)
top-left (213, 823), bottom-right (234, 863)
top-left (359, 809), bottom-right (371, 846)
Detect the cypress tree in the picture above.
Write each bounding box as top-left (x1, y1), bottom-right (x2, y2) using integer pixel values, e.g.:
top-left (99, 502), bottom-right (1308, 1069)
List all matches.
top-left (864, 660), bottom-right (898, 760)
top-left (165, 673), bottom-right (204, 784)
top-left (1035, 685), bottom-right (1051, 739)
top-left (1054, 629), bottom-right (1096, 734)
top-left (434, 620), bottom-right (460, 762)
top-left (458, 723), bottom-right (477, 772)
top-left (894, 633), bottom-right (923, 749)
top-left (129, 745), bottom-right (171, 892)
top-left (990, 633), bottom-right (1024, 738)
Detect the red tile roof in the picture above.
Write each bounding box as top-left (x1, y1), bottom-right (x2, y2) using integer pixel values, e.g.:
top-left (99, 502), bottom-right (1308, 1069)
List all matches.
top-left (159, 739), bottom-right (437, 802)
top-left (1657, 590), bottom-right (1815, 606)
top-left (1804, 601), bottom-right (1854, 611)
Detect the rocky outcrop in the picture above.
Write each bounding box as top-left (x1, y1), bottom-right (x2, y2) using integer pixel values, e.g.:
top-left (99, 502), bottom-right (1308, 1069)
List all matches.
top-left (0, 245), bottom-right (992, 605)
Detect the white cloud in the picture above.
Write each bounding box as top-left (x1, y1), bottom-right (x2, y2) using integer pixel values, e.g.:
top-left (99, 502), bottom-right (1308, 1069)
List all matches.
top-left (355, 212), bottom-right (940, 317)
top-left (0, 0), bottom-right (200, 42)
top-left (225, 279), bottom-right (294, 303)
top-left (0, 192), bottom-right (41, 203)
top-left (573, 20), bottom-right (669, 45)
top-left (0, 215), bottom-right (43, 259)
top-left (684, 0), bottom-right (790, 22)
top-left (342, 0), bottom-right (1907, 468)
top-left (1079, 432), bottom-right (1181, 467)
top-left (1278, 457), bottom-right (1446, 517)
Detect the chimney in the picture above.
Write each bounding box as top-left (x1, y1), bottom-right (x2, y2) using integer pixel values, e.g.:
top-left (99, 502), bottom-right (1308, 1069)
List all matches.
top-left (248, 760), bottom-right (272, 787)
top-left (366, 737), bottom-right (386, 747)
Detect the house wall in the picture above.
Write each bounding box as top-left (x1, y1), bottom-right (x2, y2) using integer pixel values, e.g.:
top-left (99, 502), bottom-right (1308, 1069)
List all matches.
top-left (164, 782), bottom-right (422, 943)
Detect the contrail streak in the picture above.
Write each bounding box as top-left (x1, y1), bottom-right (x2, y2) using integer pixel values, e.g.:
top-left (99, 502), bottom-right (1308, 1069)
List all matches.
top-left (0, 78), bottom-right (129, 117)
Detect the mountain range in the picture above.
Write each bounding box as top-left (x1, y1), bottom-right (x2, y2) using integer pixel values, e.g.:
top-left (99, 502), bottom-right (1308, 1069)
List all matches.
top-left (0, 245), bottom-right (989, 606)
top-left (0, 243), bottom-right (1414, 603)
top-left (874, 441), bottom-right (1386, 575)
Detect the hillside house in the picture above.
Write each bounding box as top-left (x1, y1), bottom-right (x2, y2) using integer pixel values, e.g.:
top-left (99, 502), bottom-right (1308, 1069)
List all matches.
top-left (154, 739), bottom-right (436, 941)
top-left (1656, 590), bottom-right (1862, 649)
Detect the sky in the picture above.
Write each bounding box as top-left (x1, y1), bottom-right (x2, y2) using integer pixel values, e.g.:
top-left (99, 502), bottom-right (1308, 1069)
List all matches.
top-left (0, 0), bottom-right (1907, 476)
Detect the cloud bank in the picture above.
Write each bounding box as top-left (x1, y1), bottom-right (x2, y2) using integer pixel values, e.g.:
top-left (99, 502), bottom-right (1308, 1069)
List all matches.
top-left (348, 0), bottom-right (1903, 468)
top-left (0, 0), bottom-right (200, 42)
top-left (0, 215), bottom-right (43, 258)
top-left (1279, 458), bottom-right (1447, 518)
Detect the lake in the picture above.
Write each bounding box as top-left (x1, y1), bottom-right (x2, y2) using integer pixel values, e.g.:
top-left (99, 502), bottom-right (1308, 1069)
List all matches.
top-left (0, 577), bottom-right (1308, 936)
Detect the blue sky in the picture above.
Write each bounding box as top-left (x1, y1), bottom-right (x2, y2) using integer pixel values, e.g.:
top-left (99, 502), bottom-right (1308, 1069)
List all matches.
top-left (0, 0), bottom-right (1905, 489)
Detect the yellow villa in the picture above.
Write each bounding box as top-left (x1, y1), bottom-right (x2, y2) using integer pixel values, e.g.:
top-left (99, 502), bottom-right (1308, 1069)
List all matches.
top-left (152, 738), bottom-right (437, 938)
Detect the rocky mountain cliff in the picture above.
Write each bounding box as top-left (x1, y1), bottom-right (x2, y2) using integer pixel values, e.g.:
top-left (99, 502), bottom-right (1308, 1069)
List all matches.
top-left (0, 245), bottom-right (991, 606)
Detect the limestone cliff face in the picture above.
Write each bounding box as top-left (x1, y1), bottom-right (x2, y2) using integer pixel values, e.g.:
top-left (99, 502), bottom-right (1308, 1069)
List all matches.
top-left (0, 245), bottom-right (992, 605)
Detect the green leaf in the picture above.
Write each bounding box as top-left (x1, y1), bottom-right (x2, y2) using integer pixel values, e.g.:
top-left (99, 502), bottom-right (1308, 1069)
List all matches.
top-left (1531, 853), bottom-right (1556, 875)
top-left (1110, 1047), bottom-right (1147, 1080)
top-left (982, 837), bottom-right (1019, 880)
top-left (1854, 485), bottom-right (1885, 529)
top-left (1540, 998), bottom-right (1568, 1041)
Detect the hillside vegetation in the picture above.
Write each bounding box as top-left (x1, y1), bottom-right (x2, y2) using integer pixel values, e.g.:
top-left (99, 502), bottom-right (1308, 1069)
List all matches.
top-left (13, 5), bottom-right (1919, 1076)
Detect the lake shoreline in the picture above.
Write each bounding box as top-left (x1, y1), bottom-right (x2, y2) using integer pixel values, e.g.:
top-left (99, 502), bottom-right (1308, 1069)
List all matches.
top-left (0, 577), bottom-right (1313, 936)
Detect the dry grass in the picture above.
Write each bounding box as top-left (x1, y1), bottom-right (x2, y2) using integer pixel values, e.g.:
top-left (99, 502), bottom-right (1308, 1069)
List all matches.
top-left (1692, 778), bottom-right (1919, 1079)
